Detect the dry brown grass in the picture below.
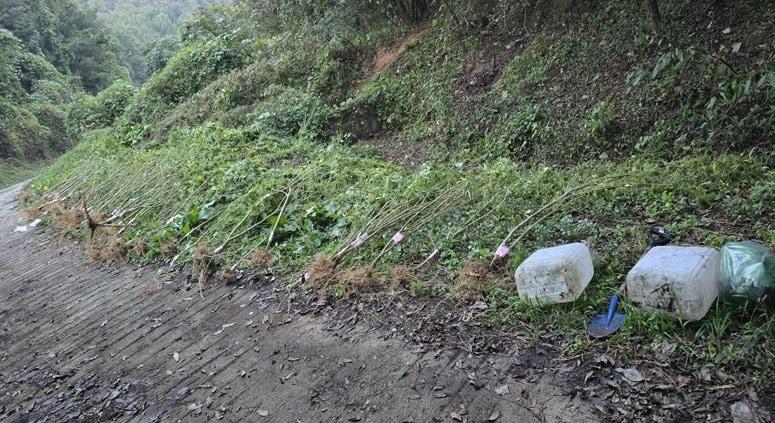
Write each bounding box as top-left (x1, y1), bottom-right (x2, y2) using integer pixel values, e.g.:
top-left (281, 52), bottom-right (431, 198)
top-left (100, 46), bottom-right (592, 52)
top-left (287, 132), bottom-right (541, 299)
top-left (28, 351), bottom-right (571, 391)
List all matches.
top-left (23, 206), bottom-right (42, 219)
top-left (249, 247), bottom-right (273, 268)
top-left (102, 235), bottom-right (128, 262)
top-left (44, 200), bottom-right (66, 218)
top-left (455, 259), bottom-right (511, 298)
top-left (83, 233), bottom-right (128, 262)
top-left (89, 209), bottom-right (108, 224)
top-left (336, 265), bottom-right (373, 286)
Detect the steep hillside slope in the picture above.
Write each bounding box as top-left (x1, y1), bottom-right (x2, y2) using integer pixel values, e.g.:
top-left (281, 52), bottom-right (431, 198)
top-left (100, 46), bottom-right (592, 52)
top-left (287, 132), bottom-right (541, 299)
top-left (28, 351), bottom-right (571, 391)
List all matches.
top-left (27, 2), bottom-right (774, 419)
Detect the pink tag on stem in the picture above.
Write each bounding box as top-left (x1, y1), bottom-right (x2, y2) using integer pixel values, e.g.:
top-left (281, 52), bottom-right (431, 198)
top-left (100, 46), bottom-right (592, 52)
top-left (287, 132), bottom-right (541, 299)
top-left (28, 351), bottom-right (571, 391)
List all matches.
top-left (391, 232), bottom-right (405, 244)
top-left (351, 236), bottom-right (365, 248)
top-left (495, 244), bottom-right (510, 258)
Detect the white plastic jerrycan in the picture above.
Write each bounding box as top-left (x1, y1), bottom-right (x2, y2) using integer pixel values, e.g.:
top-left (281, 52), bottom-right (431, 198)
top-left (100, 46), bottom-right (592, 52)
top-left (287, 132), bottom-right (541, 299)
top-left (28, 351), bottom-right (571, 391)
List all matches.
top-left (515, 242), bottom-right (594, 304)
top-left (626, 246), bottom-right (720, 321)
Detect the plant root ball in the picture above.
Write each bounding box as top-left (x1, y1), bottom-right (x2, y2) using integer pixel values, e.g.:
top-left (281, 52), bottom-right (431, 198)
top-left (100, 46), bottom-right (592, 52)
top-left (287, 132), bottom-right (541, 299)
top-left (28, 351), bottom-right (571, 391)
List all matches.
top-left (249, 248), bottom-right (273, 268)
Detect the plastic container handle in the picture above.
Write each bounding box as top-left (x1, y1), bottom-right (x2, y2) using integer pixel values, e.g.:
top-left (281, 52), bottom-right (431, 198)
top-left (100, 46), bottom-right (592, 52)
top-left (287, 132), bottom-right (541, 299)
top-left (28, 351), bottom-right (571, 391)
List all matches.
top-left (606, 294), bottom-right (620, 327)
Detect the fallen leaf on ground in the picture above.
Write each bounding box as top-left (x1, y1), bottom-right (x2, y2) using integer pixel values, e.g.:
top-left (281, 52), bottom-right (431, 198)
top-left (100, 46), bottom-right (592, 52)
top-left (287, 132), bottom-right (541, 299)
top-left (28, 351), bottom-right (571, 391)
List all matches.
top-left (730, 401), bottom-right (754, 423)
top-left (469, 301), bottom-right (488, 311)
top-left (615, 367), bottom-right (644, 383)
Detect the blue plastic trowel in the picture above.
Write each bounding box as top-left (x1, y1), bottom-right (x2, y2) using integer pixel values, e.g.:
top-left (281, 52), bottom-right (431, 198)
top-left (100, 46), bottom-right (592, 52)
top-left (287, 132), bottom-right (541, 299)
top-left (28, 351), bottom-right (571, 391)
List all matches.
top-left (588, 227), bottom-right (673, 338)
top-left (588, 284), bottom-right (627, 338)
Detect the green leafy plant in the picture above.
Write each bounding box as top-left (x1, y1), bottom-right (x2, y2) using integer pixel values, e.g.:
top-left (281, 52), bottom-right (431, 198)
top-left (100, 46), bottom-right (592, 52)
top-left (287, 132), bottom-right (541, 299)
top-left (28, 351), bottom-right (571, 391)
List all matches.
top-left (582, 101), bottom-right (618, 140)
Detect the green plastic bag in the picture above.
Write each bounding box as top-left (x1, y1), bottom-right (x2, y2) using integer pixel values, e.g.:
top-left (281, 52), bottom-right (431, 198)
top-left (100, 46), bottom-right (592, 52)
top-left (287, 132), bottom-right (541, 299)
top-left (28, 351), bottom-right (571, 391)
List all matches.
top-left (719, 241), bottom-right (775, 301)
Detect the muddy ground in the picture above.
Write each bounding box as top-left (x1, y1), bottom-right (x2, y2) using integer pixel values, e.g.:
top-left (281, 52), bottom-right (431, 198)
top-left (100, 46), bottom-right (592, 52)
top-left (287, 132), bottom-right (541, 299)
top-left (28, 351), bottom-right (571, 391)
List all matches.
top-left (0, 182), bottom-right (596, 422)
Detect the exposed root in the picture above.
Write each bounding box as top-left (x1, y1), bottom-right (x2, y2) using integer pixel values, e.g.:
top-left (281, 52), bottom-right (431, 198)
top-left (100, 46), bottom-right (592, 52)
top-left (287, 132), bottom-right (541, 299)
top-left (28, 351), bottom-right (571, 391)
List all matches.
top-left (249, 248), bottom-right (273, 268)
top-left (216, 268), bottom-right (238, 285)
top-left (102, 235), bottom-right (128, 262)
top-left (133, 239), bottom-right (149, 256)
top-left (456, 259), bottom-right (511, 299)
top-left (192, 243), bottom-right (211, 297)
top-left (160, 241), bottom-right (178, 258)
top-left (192, 243), bottom-right (210, 276)
top-left (389, 264), bottom-right (415, 291)
top-left (337, 265), bottom-right (375, 298)
top-left (305, 255), bottom-right (337, 285)
top-left (85, 240), bottom-right (104, 261)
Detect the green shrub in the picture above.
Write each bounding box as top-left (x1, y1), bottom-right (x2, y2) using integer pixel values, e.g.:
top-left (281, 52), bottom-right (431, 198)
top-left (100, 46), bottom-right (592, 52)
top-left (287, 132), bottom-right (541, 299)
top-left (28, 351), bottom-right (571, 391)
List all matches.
top-left (93, 80), bottom-right (136, 126)
top-left (119, 38), bottom-right (252, 140)
top-left (0, 98), bottom-right (50, 159)
top-left (0, 28), bottom-right (25, 102)
top-left (582, 101), bottom-right (618, 140)
top-left (32, 103), bottom-right (70, 153)
top-left (485, 103), bottom-right (552, 158)
top-left (312, 38), bottom-right (365, 100)
top-left (250, 87), bottom-right (336, 141)
top-left (18, 52), bottom-right (64, 92)
top-left (65, 80), bottom-right (135, 137)
top-left (29, 79), bottom-right (72, 104)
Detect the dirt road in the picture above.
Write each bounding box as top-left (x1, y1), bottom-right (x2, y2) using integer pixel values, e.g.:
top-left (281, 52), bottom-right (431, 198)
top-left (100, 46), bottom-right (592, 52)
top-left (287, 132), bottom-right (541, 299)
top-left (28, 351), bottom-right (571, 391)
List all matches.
top-left (0, 183), bottom-right (595, 422)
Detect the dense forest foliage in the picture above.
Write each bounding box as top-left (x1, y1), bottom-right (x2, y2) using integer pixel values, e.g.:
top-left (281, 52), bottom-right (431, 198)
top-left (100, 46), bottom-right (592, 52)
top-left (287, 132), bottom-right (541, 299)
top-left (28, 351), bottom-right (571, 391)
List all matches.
top-left (27, 2), bottom-right (775, 419)
top-left (0, 0), bottom-right (217, 172)
top-left (0, 0), bottom-right (132, 164)
top-left (76, 0), bottom-right (226, 83)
